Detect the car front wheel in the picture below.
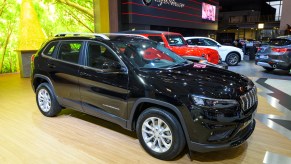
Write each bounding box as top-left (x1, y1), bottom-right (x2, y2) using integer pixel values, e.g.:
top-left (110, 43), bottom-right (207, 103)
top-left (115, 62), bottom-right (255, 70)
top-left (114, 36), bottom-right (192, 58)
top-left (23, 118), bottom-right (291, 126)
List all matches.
top-left (36, 83), bottom-right (62, 117)
top-left (226, 52), bottom-right (240, 66)
top-left (136, 108), bottom-right (186, 160)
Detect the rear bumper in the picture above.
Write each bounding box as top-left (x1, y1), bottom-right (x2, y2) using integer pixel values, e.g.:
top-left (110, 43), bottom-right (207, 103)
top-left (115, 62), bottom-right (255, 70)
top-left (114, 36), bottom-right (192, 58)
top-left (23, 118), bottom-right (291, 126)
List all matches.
top-left (256, 59), bottom-right (290, 70)
top-left (188, 119), bottom-right (256, 152)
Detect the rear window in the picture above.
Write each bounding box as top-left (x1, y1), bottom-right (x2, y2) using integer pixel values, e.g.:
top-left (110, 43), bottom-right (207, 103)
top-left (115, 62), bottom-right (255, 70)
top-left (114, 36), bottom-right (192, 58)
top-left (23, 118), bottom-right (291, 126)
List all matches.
top-left (269, 39), bottom-right (291, 46)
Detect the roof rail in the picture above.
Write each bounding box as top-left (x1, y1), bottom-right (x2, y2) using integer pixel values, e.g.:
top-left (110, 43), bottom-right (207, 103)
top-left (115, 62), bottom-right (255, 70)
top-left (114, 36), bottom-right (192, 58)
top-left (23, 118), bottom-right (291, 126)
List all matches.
top-left (55, 33), bottom-right (110, 40)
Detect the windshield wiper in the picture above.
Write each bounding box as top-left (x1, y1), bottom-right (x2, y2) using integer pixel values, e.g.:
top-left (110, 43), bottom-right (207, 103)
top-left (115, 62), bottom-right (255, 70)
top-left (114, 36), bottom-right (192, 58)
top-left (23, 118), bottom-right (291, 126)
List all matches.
top-left (170, 61), bottom-right (189, 68)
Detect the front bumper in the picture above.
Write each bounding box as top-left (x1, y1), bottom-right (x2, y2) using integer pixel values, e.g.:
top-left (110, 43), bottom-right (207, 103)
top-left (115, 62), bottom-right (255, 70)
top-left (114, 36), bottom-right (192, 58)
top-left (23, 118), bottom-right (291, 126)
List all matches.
top-left (186, 96), bottom-right (257, 152)
top-left (188, 119), bottom-right (255, 152)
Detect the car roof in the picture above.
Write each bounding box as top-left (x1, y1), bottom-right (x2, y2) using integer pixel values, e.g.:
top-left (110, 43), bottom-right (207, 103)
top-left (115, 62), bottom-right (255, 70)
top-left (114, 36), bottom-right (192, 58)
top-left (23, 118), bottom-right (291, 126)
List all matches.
top-left (184, 36), bottom-right (210, 39)
top-left (119, 30), bottom-right (182, 35)
top-left (49, 33), bottom-right (149, 42)
top-left (276, 35), bottom-right (291, 40)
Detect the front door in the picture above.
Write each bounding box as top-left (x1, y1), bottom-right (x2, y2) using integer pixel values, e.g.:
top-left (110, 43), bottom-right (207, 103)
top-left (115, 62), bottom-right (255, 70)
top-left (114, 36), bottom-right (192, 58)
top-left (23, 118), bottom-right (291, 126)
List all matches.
top-left (79, 41), bottom-right (129, 125)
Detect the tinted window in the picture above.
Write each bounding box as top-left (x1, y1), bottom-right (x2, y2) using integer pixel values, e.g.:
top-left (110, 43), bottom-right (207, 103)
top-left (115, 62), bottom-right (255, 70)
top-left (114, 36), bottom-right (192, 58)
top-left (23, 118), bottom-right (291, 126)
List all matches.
top-left (202, 39), bottom-right (218, 46)
top-left (87, 42), bottom-right (119, 69)
top-left (186, 39), bottom-right (201, 45)
top-left (269, 39), bottom-right (291, 46)
top-left (57, 42), bottom-right (82, 64)
top-left (42, 41), bottom-right (58, 57)
top-left (148, 36), bottom-right (164, 43)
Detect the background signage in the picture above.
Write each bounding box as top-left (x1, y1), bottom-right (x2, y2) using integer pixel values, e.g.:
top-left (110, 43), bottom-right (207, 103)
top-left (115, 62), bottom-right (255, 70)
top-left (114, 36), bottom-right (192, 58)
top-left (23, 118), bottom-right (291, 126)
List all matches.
top-left (121, 0), bottom-right (219, 30)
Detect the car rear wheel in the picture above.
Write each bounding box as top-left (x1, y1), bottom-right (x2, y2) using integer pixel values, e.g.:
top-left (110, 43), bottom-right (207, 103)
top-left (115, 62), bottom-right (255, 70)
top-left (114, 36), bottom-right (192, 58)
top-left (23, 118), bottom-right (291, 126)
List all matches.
top-left (226, 53), bottom-right (240, 66)
top-left (136, 108), bottom-right (185, 160)
top-left (36, 83), bottom-right (62, 117)
top-left (263, 67), bottom-right (275, 72)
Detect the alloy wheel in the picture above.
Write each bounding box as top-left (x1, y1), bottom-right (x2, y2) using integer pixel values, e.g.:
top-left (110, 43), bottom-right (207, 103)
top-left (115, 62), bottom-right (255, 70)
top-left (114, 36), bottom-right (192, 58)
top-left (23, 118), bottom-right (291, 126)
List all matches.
top-left (227, 53), bottom-right (239, 65)
top-left (38, 88), bottom-right (51, 112)
top-left (141, 117), bottom-right (173, 153)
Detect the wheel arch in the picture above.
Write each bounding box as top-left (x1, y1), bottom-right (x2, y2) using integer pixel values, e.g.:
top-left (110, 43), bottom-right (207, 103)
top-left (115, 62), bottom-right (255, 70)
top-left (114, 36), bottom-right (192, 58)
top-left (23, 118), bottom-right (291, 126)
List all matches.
top-left (127, 98), bottom-right (190, 143)
top-left (33, 74), bottom-right (56, 94)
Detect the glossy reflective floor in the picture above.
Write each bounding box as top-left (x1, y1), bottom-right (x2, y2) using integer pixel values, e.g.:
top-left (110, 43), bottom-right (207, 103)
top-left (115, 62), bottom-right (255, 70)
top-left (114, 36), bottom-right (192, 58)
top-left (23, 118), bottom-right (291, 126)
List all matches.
top-left (0, 62), bottom-right (291, 163)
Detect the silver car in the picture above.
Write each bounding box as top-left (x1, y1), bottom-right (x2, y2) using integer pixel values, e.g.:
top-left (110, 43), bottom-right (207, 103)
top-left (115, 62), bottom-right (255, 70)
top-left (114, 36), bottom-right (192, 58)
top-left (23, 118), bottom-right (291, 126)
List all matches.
top-left (255, 36), bottom-right (291, 72)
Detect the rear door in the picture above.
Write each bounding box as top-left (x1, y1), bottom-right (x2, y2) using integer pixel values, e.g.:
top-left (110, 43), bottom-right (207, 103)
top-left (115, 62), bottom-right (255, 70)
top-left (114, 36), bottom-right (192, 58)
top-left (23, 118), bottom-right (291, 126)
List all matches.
top-left (47, 41), bottom-right (84, 111)
top-left (79, 41), bottom-right (130, 126)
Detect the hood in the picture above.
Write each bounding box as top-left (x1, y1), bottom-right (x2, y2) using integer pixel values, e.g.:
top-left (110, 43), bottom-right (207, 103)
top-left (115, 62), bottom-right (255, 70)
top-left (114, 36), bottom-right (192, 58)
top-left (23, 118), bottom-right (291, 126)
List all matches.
top-left (139, 63), bottom-right (253, 100)
top-left (169, 46), bottom-right (219, 64)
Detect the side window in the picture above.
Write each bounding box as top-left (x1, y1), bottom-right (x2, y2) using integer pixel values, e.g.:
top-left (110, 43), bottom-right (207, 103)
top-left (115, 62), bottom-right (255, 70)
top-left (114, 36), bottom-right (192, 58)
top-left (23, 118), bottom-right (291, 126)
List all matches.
top-left (87, 42), bottom-right (119, 69)
top-left (203, 39), bottom-right (217, 46)
top-left (42, 41), bottom-right (58, 57)
top-left (57, 41), bottom-right (82, 64)
top-left (148, 36), bottom-right (164, 44)
top-left (187, 39), bottom-right (200, 45)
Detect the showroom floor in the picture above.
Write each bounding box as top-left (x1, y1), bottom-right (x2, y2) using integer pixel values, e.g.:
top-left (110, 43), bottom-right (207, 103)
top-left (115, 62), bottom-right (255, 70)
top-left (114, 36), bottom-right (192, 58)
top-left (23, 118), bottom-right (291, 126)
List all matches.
top-left (0, 61), bottom-right (291, 163)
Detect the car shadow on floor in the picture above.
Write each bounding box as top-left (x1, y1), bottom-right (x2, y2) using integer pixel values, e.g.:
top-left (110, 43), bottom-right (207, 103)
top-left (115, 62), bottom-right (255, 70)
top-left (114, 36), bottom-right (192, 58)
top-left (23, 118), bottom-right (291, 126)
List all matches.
top-left (57, 108), bottom-right (247, 162)
top-left (59, 108), bottom-right (137, 139)
top-left (188, 143), bottom-right (248, 162)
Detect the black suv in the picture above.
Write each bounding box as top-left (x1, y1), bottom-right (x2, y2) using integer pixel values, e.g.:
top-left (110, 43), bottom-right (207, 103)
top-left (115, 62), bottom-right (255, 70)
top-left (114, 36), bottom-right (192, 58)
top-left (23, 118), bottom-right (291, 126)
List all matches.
top-left (31, 33), bottom-right (257, 160)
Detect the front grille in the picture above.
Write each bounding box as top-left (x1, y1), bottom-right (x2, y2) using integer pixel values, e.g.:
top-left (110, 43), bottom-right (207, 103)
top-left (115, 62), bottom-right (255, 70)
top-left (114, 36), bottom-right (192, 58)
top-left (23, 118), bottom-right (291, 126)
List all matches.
top-left (239, 87), bottom-right (257, 111)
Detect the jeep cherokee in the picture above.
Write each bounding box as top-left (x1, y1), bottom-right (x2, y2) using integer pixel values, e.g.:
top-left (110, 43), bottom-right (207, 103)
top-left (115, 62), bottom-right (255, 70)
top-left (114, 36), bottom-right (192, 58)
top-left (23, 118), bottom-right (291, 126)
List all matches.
top-left (31, 33), bottom-right (257, 160)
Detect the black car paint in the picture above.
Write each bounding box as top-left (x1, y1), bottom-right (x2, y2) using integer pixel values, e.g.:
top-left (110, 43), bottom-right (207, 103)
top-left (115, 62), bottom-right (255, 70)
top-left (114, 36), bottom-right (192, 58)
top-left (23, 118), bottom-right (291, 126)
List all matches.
top-left (31, 36), bottom-right (257, 152)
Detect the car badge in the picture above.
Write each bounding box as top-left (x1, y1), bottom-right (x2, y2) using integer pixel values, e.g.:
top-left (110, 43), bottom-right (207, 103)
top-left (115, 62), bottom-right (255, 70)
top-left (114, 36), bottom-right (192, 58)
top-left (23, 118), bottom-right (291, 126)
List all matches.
top-left (142, 0), bottom-right (152, 6)
top-left (193, 63), bottom-right (206, 68)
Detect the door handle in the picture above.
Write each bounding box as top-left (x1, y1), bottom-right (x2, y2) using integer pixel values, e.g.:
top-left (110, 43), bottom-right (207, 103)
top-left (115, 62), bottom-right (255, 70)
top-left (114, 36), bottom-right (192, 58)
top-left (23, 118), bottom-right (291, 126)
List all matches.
top-left (48, 63), bottom-right (56, 68)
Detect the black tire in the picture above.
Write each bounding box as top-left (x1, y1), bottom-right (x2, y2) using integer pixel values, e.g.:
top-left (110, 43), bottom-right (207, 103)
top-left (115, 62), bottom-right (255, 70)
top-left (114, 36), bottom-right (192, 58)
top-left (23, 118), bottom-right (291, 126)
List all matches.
top-left (226, 52), bottom-right (240, 66)
top-left (263, 67), bottom-right (275, 72)
top-left (136, 108), bottom-right (186, 160)
top-left (36, 83), bottom-right (62, 117)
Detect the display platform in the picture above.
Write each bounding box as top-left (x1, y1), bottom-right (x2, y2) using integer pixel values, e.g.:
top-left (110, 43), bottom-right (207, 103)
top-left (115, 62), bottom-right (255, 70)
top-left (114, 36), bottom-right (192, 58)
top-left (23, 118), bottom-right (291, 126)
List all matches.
top-left (0, 65), bottom-right (291, 163)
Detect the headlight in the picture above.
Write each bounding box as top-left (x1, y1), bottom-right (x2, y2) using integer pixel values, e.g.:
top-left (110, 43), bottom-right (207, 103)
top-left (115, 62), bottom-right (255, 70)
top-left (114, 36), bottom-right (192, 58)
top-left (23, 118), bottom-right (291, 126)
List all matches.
top-left (191, 95), bottom-right (238, 109)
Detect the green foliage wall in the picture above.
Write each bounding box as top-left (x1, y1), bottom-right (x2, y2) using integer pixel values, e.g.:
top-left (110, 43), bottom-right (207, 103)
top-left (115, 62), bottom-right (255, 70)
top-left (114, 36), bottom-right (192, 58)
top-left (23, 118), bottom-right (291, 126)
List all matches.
top-left (0, 0), bottom-right (93, 74)
top-left (0, 0), bottom-right (20, 73)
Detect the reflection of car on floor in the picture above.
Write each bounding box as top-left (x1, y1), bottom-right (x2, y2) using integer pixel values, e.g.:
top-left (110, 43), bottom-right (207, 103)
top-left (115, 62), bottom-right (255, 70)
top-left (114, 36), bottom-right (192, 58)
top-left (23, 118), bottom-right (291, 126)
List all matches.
top-left (31, 33), bottom-right (257, 160)
top-left (255, 37), bottom-right (291, 72)
top-left (184, 36), bottom-right (244, 66)
top-left (120, 30), bottom-right (226, 67)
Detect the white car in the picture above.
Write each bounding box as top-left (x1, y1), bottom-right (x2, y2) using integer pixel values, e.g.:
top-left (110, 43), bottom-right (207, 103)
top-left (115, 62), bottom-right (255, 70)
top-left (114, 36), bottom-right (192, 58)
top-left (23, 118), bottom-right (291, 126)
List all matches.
top-left (184, 37), bottom-right (244, 66)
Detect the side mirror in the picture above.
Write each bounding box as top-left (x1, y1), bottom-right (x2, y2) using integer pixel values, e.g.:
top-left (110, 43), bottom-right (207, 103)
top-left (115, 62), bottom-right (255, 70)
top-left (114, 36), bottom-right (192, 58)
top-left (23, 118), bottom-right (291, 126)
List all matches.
top-left (102, 61), bottom-right (126, 72)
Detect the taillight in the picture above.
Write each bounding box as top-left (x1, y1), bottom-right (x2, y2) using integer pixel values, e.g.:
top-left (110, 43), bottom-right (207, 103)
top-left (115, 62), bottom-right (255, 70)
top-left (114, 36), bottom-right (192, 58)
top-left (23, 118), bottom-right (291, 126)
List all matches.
top-left (257, 47), bottom-right (262, 51)
top-left (31, 54), bottom-right (35, 62)
top-left (271, 48), bottom-right (288, 53)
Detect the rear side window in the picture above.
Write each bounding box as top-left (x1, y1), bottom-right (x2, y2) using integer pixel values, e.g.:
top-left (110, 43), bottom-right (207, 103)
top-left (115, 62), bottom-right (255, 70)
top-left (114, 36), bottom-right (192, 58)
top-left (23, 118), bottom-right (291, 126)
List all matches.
top-left (186, 39), bottom-right (201, 45)
top-left (269, 39), bottom-right (291, 46)
top-left (57, 41), bottom-right (82, 64)
top-left (42, 41), bottom-right (58, 57)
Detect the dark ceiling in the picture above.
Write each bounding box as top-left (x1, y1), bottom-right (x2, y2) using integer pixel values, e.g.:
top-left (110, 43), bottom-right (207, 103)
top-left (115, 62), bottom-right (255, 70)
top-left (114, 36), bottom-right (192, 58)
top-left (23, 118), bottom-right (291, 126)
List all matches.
top-left (219, 0), bottom-right (281, 12)
top-left (220, 0), bottom-right (280, 5)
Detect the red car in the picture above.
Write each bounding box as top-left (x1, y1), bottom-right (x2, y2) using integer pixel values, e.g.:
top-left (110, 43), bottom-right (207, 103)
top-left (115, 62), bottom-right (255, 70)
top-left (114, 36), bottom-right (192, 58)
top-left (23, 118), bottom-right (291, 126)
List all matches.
top-left (122, 30), bottom-right (220, 64)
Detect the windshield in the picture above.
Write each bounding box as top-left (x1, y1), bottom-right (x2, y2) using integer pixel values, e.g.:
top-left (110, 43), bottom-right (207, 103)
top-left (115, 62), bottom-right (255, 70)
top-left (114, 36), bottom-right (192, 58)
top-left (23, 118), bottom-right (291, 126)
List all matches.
top-left (165, 34), bottom-right (187, 46)
top-left (110, 37), bottom-right (188, 69)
